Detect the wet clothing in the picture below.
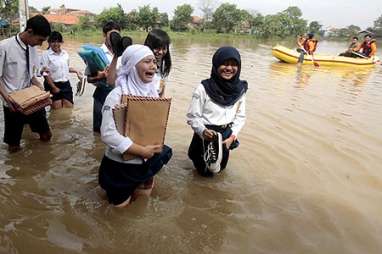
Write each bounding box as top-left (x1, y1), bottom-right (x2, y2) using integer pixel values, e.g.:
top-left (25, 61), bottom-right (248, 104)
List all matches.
top-left (0, 34), bottom-right (50, 145)
top-left (99, 145), bottom-right (172, 205)
top-left (89, 44), bottom-right (121, 132)
top-left (188, 124), bottom-right (238, 177)
top-left (99, 45), bottom-right (172, 204)
top-left (187, 46), bottom-right (247, 176)
top-left (99, 86), bottom-right (173, 205)
top-left (43, 80), bottom-right (73, 104)
top-left (3, 106), bottom-right (50, 146)
top-left (92, 80), bottom-right (113, 132)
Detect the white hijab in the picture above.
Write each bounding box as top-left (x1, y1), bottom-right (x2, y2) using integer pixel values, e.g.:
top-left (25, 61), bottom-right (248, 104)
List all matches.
top-left (116, 44), bottom-right (159, 97)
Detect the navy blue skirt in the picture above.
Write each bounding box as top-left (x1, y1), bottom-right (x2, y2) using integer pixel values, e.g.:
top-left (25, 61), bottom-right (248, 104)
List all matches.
top-left (99, 145), bottom-right (172, 205)
top-left (44, 80), bottom-right (74, 104)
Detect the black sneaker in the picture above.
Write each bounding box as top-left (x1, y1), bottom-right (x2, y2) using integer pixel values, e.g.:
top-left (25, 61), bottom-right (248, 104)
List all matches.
top-left (121, 36), bottom-right (132, 51)
top-left (109, 31), bottom-right (123, 57)
top-left (203, 132), bottom-right (223, 173)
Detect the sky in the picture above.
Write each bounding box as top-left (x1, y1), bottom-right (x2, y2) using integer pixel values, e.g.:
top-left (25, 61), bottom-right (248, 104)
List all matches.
top-left (28, 0), bottom-right (382, 29)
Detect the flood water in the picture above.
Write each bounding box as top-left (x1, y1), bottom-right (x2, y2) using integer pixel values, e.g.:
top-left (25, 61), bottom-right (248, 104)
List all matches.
top-left (0, 37), bottom-right (382, 254)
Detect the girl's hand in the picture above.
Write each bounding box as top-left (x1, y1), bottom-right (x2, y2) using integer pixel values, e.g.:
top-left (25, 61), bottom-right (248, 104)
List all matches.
top-left (202, 129), bottom-right (215, 141)
top-left (94, 70), bottom-right (107, 80)
top-left (223, 135), bottom-right (235, 149)
top-left (51, 86), bottom-right (60, 94)
top-left (142, 144), bottom-right (163, 159)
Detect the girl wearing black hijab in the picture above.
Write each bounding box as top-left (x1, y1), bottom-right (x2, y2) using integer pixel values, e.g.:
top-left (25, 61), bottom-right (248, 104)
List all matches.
top-left (186, 46), bottom-right (248, 177)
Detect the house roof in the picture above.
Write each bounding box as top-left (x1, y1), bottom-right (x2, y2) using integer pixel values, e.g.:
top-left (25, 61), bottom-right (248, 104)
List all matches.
top-left (69, 10), bottom-right (95, 17)
top-left (191, 16), bottom-right (203, 25)
top-left (44, 14), bottom-right (79, 25)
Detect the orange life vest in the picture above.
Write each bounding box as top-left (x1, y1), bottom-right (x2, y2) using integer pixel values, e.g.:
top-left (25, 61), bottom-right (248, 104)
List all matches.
top-left (303, 39), bottom-right (318, 54)
top-left (360, 40), bottom-right (376, 57)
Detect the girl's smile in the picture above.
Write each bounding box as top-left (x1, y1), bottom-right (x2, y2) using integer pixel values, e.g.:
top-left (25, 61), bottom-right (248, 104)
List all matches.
top-left (217, 59), bottom-right (238, 80)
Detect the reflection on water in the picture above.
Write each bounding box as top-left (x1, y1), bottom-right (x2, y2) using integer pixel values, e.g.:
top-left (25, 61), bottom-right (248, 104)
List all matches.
top-left (0, 38), bottom-right (381, 253)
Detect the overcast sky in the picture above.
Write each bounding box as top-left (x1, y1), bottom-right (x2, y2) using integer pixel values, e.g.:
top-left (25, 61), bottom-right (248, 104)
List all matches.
top-left (28, 0), bottom-right (382, 29)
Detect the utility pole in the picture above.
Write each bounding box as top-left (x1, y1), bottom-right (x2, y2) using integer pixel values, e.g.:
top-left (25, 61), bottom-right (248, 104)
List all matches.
top-left (19, 0), bottom-right (29, 32)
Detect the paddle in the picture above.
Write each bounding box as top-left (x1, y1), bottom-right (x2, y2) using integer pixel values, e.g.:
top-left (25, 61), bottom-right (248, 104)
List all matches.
top-left (350, 51), bottom-right (368, 58)
top-left (301, 48), bottom-right (319, 67)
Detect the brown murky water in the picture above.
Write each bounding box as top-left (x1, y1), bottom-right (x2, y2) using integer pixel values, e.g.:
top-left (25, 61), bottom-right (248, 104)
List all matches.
top-left (0, 37), bottom-right (381, 254)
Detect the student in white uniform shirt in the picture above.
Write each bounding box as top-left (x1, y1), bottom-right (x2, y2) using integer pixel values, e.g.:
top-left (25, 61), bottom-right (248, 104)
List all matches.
top-left (0, 15), bottom-right (52, 152)
top-left (40, 31), bottom-right (82, 109)
top-left (86, 21), bottom-right (133, 133)
top-left (99, 45), bottom-right (172, 207)
top-left (144, 29), bottom-right (172, 97)
top-left (186, 46), bottom-right (247, 177)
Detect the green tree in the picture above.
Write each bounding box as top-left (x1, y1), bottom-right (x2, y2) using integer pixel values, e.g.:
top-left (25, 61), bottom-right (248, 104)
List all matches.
top-left (373, 15), bottom-right (382, 37)
top-left (250, 11), bottom-right (264, 35)
top-left (170, 4), bottom-right (193, 31)
top-left (346, 25), bottom-right (361, 36)
top-left (238, 10), bottom-right (256, 33)
top-left (126, 10), bottom-right (139, 30)
top-left (212, 3), bottom-right (241, 33)
top-left (0, 0), bottom-right (18, 23)
top-left (259, 14), bottom-right (286, 37)
top-left (79, 15), bottom-right (95, 30)
top-left (279, 6), bottom-right (307, 36)
top-left (96, 4), bottom-right (126, 29)
top-left (308, 21), bottom-right (322, 34)
top-left (159, 12), bottom-right (169, 27)
top-left (328, 25), bottom-right (361, 38)
top-left (137, 5), bottom-right (160, 31)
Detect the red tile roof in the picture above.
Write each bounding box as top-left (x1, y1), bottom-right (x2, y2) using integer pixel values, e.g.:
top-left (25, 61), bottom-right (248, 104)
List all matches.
top-left (44, 14), bottom-right (79, 25)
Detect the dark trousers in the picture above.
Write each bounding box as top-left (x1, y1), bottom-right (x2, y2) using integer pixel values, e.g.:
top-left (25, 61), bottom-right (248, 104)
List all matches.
top-left (3, 106), bottom-right (50, 146)
top-left (93, 99), bottom-right (103, 132)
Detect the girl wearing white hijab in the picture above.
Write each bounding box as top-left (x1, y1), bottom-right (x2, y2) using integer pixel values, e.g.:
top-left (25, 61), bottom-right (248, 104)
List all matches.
top-left (98, 45), bottom-right (172, 207)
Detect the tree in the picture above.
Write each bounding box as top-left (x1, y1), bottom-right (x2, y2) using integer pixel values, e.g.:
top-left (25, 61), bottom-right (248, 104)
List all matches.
top-left (346, 25), bottom-right (361, 36)
top-left (137, 5), bottom-right (160, 31)
top-left (308, 21), bottom-right (322, 34)
top-left (79, 15), bottom-right (95, 30)
top-left (373, 15), bottom-right (382, 37)
top-left (159, 12), bottom-right (169, 27)
top-left (170, 4), bottom-right (193, 31)
top-left (96, 4), bottom-right (126, 29)
top-left (198, 0), bottom-right (216, 30)
top-left (0, 0), bottom-right (18, 23)
top-left (126, 10), bottom-right (139, 30)
top-left (212, 3), bottom-right (241, 33)
top-left (326, 25), bottom-right (361, 38)
top-left (279, 6), bottom-right (307, 36)
top-left (238, 10), bottom-right (255, 33)
top-left (250, 11), bottom-right (264, 35)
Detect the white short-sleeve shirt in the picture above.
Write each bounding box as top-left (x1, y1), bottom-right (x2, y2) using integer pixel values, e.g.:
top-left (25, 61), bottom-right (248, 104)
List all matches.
top-left (40, 48), bottom-right (70, 82)
top-left (0, 34), bottom-right (39, 95)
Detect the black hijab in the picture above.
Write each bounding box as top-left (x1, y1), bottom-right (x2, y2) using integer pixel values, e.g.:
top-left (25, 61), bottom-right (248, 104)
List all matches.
top-left (202, 46), bottom-right (248, 107)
